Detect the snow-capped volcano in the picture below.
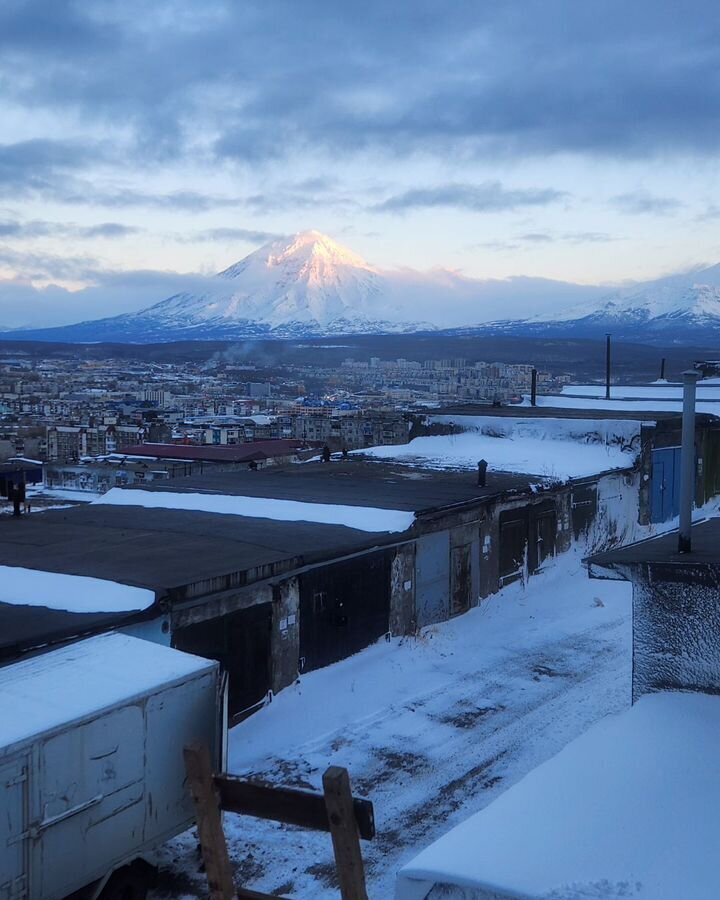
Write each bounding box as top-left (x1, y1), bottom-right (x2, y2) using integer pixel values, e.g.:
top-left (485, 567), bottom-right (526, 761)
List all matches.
top-left (5, 230), bottom-right (720, 344)
top-left (19, 230), bottom-right (435, 342)
top-left (149, 230), bottom-right (401, 330)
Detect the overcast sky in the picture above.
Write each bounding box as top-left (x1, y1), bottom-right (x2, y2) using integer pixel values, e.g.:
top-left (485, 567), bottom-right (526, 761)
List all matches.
top-left (1, 0), bottom-right (720, 326)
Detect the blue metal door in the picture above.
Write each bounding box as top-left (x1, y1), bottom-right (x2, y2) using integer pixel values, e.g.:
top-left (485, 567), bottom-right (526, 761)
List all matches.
top-left (651, 447), bottom-right (682, 523)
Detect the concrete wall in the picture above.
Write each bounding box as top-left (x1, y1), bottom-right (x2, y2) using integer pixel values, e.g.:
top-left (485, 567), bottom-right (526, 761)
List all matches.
top-left (271, 577), bottom-right (300, 694)
top-left (632, 565), bottom-right (720, 701)
top-left (390, 543), bottom-right (416, 635)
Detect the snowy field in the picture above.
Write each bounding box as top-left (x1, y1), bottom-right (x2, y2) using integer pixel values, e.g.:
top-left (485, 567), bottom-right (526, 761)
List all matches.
top-left (152, 552), bottom-right (632, 899)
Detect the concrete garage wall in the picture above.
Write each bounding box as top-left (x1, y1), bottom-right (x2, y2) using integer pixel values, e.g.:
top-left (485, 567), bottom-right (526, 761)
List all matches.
top-left (632, 567), bottom-right (720, 701)
top-left (390, 543), bottom-right (416, 636)
top-left (271, 577), bottom-right (300, 694)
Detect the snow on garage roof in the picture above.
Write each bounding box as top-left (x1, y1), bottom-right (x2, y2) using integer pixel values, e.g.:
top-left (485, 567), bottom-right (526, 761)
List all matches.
top-left (359, 427), bottom-right (636, 479)
top-left (396, 692), bottom-right (720, 900)
top-left (0, 564), bottom-right (155, 613)
top-left (95, 487), bottom-right (416, 533)
top-left (0, 633), bottom-right (216, 751)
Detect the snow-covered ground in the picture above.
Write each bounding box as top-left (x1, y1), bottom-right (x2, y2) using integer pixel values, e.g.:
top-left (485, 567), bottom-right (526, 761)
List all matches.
top-left (153, 552), bottom-right (632, 899)
top-left (397, 691), bottom-right (720, 899)
top-left (358, 429), bottom-right (636, 479)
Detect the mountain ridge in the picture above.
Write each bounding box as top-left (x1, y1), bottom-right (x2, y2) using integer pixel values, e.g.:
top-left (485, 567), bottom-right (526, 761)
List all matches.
top-left (4, 230), bottom-right (720, 344)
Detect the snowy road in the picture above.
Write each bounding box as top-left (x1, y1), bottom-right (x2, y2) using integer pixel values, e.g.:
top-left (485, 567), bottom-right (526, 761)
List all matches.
top-left (153, 554), bottom-right (632, 899)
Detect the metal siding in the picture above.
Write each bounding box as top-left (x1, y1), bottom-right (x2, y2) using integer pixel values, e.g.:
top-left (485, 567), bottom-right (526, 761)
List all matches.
top-left (35, 706), bottom-right (146, 900)
top-left (0, 757), bottom-right (27, 900)
top-left (651, 447), bottom-right (683, 523)
top-left (415, 531), bottom-right (450, 627)
top-left (143, 672), bottom-right (218, 845)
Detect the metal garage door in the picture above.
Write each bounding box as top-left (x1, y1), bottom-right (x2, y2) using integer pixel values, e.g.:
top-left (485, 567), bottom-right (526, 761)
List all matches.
top-left (415, 531), bottom-right (450, 627)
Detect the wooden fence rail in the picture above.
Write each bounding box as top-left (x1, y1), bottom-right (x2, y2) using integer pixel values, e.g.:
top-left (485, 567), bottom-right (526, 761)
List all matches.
top-left (184, 744), bottom-right (375, 900)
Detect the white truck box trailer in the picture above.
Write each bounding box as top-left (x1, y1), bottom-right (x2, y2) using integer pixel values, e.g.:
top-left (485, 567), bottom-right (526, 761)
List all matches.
top-left (0, 632), bottom-right (224, 900)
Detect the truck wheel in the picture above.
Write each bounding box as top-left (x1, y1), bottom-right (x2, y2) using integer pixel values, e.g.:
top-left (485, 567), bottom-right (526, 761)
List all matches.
top-left (99, 862), bottom-right (156, 900)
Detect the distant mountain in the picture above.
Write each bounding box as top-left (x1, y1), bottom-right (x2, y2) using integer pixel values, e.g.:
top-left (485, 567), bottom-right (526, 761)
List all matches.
top-left (3, 231), bottom-right (435, 343)
top-left (481, 264), bottom-right (720, 342)
top-left (4, 230), bottom-right (720, 344)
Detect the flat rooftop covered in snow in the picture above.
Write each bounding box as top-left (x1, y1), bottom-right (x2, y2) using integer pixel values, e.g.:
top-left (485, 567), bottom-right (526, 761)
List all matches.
top-left (0, 633), bottom-right (216, 751)
top-left (430, 403), bottom-right (684, 422)
top-left (588, 517), bottom-right (720, 576)
top-left (396, 692), bottom-right (720, 900)
top-left (103, 460), bottom-right (538, 513)
top-left (0, 500), bottom-right (412, 595)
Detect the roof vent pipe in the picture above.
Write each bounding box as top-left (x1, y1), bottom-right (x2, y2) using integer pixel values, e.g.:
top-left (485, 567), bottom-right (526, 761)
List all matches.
top-left (678, 370), bottom-right (700, 553)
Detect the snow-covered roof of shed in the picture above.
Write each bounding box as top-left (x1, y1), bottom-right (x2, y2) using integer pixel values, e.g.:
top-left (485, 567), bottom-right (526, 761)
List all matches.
top-left (397, 692), bottom-right (720, 900)
top-left (0, 633), bottom-right (216, 751)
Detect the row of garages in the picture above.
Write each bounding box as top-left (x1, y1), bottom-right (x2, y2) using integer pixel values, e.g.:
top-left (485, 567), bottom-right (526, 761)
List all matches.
top-left (170, 471), bottom-right (633, 720)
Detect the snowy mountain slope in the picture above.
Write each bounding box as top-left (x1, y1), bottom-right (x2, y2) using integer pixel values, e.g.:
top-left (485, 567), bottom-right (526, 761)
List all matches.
top-left (4, 230), bottom-right (720, 343)
top-left (480, 263), bottom-right (720, 341)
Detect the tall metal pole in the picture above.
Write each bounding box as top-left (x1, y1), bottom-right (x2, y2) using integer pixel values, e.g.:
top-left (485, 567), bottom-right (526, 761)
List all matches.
top-left (530, 368), bottom-right (537, 407)
top-left (660, 357), bottom-right (666, 381)
top-left (678, 370), bottom-right (699, 553)
top-left (605, 334), bottom-right (611, 400)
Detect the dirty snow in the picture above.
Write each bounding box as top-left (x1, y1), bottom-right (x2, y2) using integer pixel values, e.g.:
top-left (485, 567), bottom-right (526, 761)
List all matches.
top-left (153, 552), bottom-right (632, 899)
top-left (95, 487), bottom-right (415, 533)
top-left (397, 691), bottom-right (720, 900)
top-left (358, 431), bottom-right (636, 479)
top-left (0, 565), bottom-right (154, 613)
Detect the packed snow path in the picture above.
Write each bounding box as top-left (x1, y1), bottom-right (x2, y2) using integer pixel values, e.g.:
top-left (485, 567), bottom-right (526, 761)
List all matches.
top-left (153, 555), bottom-right (631, 899)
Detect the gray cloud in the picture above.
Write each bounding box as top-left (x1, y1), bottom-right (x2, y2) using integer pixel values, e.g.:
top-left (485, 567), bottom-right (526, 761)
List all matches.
top-left (0, 218), bottom-right (140, 239)
top-left (189, 227), bottom-right (284, 244)
top-left (0, 0), bottom-right (717, 187)
top-left (374, 182), bottom-right (567, 214)
top-left (611, 191), bottom-right (683, 215)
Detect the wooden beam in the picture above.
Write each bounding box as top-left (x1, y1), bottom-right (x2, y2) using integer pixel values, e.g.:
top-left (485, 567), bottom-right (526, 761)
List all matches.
top-left (215, 775), bottom-right (375, 841)
top-left (323, 766), bottom-right (369, 900)
top-left (183, 744), bottom-right (235, 900)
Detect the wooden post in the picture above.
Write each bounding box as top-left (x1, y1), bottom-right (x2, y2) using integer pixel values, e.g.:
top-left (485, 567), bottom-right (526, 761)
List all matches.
top-left (322, 766), bottom-right (368, 900)
top-left (184, 744), bottom-right (236, 900)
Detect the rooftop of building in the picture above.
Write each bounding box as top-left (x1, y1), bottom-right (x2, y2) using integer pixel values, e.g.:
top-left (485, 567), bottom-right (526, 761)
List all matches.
top-left (588, 517), bottom-right (720, 576)
top-left (117, 459), bottom-right (537, 513)
top-left (118, 439), bottom-right (313, 463)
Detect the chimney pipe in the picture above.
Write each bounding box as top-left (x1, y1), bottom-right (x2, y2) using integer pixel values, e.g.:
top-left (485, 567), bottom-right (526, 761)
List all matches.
top-left (530, 368), bottom-right (537, 407)
top-left (660, 357), bottom-right (666, 381)
top-left (678, 370), bottom-right (699, 553)
top-left (605, 334), bottom-right (611, 400)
